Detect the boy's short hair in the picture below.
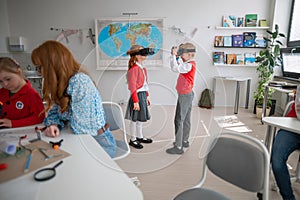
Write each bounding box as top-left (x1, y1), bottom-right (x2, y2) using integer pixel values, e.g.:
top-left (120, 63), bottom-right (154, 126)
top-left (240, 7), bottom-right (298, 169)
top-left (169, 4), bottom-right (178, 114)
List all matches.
top-left (180, 43), bottom-right (196, 51)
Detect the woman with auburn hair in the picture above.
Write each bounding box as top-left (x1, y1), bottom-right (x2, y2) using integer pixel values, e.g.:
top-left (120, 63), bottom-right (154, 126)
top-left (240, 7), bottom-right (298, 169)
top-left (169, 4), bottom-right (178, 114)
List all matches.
top-left (31, 40), bottom-right (116, 158)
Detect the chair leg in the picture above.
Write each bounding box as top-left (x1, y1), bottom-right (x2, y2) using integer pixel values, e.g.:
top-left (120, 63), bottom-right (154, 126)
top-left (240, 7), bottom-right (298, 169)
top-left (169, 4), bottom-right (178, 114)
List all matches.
top-left (290, 154), bottom-right (300, 183)
top-left (257, 192), bottom-right (263, 200)
top-left (271, 182), bottom-right (279, 191)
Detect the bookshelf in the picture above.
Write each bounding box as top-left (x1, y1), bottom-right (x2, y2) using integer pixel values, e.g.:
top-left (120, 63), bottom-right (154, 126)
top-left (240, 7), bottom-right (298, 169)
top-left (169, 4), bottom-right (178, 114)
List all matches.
top-left (215, 26), bottom-right (269, 30)
top-left (213, 26), bottom-right (269, 67)
top-left (214, 46), bottom-right (266, 49)
top-left (213, 64), bottom-right (257, 67)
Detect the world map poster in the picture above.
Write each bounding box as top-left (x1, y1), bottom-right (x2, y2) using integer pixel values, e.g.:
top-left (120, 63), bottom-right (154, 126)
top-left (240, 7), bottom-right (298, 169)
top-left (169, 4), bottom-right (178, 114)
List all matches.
top-left (95, 18), bottom-right (164, 70)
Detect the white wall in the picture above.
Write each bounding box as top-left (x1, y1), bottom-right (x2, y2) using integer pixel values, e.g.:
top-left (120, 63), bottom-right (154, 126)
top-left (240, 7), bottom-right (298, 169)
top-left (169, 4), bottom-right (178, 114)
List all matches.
top-left (1, 0), bottom-right (290, 107)
top-left (0, 0), bottom-right (10, 53)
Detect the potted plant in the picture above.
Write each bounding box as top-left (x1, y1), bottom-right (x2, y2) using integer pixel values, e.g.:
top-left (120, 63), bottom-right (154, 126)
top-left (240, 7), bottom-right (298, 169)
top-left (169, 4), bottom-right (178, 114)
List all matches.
top-left (254, 24), bottom-right (285, 118)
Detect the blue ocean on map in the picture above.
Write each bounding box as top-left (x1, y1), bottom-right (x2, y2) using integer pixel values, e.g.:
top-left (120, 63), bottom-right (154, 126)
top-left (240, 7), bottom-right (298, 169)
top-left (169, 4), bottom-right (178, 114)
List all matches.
top-left (98, 22), bottom-right (163, 58)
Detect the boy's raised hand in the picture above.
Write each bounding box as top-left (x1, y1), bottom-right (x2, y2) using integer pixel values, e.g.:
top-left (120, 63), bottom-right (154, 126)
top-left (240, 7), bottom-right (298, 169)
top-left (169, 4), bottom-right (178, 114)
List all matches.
top-left (171, 46), bottom-right (178, 56)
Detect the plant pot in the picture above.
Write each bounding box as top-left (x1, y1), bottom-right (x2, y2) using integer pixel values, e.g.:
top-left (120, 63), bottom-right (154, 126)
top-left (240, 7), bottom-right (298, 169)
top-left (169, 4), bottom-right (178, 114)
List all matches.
top-left (256, 107), bottom-right (270, 119)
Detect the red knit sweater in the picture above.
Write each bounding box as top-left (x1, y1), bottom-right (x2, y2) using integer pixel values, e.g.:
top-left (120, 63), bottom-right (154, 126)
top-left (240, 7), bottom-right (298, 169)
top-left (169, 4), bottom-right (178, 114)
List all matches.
top-left (127, 64), bottom-right (149, 103)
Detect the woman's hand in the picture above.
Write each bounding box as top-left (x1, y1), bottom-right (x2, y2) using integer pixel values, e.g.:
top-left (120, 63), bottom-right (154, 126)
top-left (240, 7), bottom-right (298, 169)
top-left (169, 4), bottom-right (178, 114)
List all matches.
top-left (45, 125), bottom-right (60, 137)
top-left (133, 102), bottom-right (140, 111)
top-left (147, 97), bottom-right (151, 106)
top-left (0, 118), bottom-right (12, 128)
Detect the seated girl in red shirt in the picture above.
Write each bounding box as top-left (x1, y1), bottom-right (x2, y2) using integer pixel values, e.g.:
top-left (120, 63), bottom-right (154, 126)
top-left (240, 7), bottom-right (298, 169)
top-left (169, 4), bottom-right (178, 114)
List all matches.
top-left (271, 99), bottom-right (300, 200)
top-left (0, 57), bottom-right (45, 128)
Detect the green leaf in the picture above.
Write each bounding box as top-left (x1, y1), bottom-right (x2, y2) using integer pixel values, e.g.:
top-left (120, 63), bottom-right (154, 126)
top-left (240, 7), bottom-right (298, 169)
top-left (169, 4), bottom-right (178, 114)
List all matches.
top-left (279, 33), bottom-right (286, 38)
top-left (272, 32), bottom-right (278, 39)
top-left (276, 40), bottom-right (283, 46)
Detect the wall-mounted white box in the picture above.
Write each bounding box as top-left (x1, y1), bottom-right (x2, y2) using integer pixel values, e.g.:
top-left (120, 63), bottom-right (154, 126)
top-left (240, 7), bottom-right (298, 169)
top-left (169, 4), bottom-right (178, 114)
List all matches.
top-left (8, 36), bottom-right (28, 52)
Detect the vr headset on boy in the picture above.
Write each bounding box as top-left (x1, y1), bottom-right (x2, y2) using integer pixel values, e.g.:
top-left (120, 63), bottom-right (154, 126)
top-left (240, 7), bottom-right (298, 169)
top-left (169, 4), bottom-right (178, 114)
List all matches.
top-left (130, 48), bottom-right (155, 56)
top-left (177, 47), bottom-right (196, 56)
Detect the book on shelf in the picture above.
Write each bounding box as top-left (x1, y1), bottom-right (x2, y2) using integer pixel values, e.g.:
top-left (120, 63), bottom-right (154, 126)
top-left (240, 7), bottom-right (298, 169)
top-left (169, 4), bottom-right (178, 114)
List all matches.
top-left (244, 52), bottom-right (256, 65)
top-left (214, 36), bottom-right (224, 46)
top-left (237, 17), bottom-right (245, 27)
top-left (223, 36), bottom-right (232, 47)
top-left (232, 34), bottom-right (243, 47)
top-left (213, 52), bottom-right (225, 64)
top-left (243, 32), bottom-right (256, 47)
top-left (236, 54), bottom-right (244, 65)
top-left (226, 54), bottom-right (237, 64)
top-left (245, 14), bottom-right (258, 27)
top-left (223, 15), bottom-right (236, 27)
top-left (259, 19), bottom-right (268, 27)
top-left (255, 35), bottom-right (267, 47)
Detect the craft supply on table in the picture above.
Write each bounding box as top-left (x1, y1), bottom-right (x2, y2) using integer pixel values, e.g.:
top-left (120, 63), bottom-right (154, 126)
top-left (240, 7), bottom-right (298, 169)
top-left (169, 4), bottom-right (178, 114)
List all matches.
top-left (34, 160), bottom-right (63, 181)
top-left (0, 140), bottom-right (70, 183)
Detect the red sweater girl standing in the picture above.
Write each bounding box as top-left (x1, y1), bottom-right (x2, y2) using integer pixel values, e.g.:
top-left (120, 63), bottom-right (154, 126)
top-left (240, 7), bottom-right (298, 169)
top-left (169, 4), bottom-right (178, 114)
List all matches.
top-left (125, 45), bottom-right (153, 149)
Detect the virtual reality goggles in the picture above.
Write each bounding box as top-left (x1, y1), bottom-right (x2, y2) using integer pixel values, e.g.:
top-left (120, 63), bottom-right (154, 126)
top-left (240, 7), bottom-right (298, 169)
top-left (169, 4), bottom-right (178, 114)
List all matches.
top-left (130, 48), bottom-right (155, 56)
top-left (177, 48), bottom-right (196, 56)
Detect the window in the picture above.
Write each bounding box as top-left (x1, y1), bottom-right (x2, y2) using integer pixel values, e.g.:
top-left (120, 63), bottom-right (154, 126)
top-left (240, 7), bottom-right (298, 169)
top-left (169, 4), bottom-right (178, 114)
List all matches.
top-left (287, 0), bottom-right (300, 47)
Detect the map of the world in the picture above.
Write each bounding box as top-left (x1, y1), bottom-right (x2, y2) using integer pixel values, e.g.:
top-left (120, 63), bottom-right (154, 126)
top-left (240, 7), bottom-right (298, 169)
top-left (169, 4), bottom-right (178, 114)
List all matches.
top-left (95, 19), bottom-right (163, 69)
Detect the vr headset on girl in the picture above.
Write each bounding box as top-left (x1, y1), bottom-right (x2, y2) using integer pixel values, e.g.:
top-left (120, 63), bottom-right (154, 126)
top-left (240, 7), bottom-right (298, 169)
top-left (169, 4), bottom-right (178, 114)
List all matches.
top-left (130, 47), bottom-right (155, 56)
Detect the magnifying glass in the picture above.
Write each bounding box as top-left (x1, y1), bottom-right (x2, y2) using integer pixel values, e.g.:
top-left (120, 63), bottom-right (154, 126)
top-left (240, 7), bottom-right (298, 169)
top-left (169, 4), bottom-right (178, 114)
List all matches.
top-left (34, 160), bottom-right (63, 181)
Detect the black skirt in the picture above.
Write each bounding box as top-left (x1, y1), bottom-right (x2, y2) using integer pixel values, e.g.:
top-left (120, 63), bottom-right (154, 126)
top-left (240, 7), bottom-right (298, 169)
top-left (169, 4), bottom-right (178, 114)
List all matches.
top-left (125, 91), bottom-right (151, 122)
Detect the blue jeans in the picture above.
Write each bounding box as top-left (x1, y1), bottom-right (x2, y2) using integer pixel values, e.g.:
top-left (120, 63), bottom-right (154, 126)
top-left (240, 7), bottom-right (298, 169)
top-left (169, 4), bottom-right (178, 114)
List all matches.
top-left (93, 129), bottom-right (116, 158)
top-left (271, 129), bottom-right (300, 200)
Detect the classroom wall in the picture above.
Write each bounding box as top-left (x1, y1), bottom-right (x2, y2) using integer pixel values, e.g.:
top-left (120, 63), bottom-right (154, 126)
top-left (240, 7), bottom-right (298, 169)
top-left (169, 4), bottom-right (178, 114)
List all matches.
top-left (0, 0), bottom-right (291, 107)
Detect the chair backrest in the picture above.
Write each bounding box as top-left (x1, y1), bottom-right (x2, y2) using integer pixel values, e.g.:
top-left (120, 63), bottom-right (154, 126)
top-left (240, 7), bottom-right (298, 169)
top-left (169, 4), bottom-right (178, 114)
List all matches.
top-left (199, 132), bottom-right (270, 200)
top-left (102, 101), bottom-right (130, 160)
top-left (283, 100), bottom-right (295, 117)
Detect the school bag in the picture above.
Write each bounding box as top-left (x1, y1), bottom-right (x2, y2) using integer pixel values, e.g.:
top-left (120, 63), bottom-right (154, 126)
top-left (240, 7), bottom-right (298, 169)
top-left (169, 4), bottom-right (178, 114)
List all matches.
top-left (198, 88), bottom-right (213, 109)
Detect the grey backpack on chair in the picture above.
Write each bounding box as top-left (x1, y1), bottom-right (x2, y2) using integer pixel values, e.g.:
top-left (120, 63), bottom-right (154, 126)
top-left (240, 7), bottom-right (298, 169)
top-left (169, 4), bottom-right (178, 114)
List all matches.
top-left (198, 88), bottom-right (213, 109)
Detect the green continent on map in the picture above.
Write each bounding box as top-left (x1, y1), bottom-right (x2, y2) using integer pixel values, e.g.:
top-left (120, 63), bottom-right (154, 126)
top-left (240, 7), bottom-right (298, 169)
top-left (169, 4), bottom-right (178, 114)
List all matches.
top-left (126, 23), bottom-right (152, 45)
top-left (108, 24), bottom-right (121, 36)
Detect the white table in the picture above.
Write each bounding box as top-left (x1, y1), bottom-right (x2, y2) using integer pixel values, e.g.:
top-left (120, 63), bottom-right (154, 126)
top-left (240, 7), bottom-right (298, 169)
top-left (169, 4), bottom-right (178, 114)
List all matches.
top-left (0, 126), bottom-right (143, 200)
top-left (213, 76), bottom-right (251, 114)
top-left (262, 117), bottom-right (300, 152)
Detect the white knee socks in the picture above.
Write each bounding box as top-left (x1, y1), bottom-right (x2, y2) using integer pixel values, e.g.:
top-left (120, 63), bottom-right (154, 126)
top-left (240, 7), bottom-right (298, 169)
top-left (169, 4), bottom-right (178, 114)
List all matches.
top-left (130, 121), bottom-right (143, 141)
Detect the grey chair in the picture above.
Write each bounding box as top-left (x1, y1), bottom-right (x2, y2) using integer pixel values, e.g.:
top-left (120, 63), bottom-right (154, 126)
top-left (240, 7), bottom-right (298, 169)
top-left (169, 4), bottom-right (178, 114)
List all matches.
top-left (174, 132), bottom-right (270, 200)
top-left (102, 101), bottom-right (130, 160)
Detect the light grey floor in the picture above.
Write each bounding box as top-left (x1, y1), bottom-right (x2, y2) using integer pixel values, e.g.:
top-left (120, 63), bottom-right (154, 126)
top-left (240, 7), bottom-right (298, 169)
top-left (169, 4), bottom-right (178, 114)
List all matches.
top-left (116, 105), bottom-right (300, 200)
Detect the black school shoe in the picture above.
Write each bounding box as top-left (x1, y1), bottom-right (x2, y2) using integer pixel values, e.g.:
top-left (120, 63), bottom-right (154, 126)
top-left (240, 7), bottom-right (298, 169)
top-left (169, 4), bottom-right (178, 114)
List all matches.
top-left (166, 145), bottom-right (184, 155)
top-left (136, 137), bottom-right (153, 143)
top-left (129, 140), bottom-right (143, 149)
